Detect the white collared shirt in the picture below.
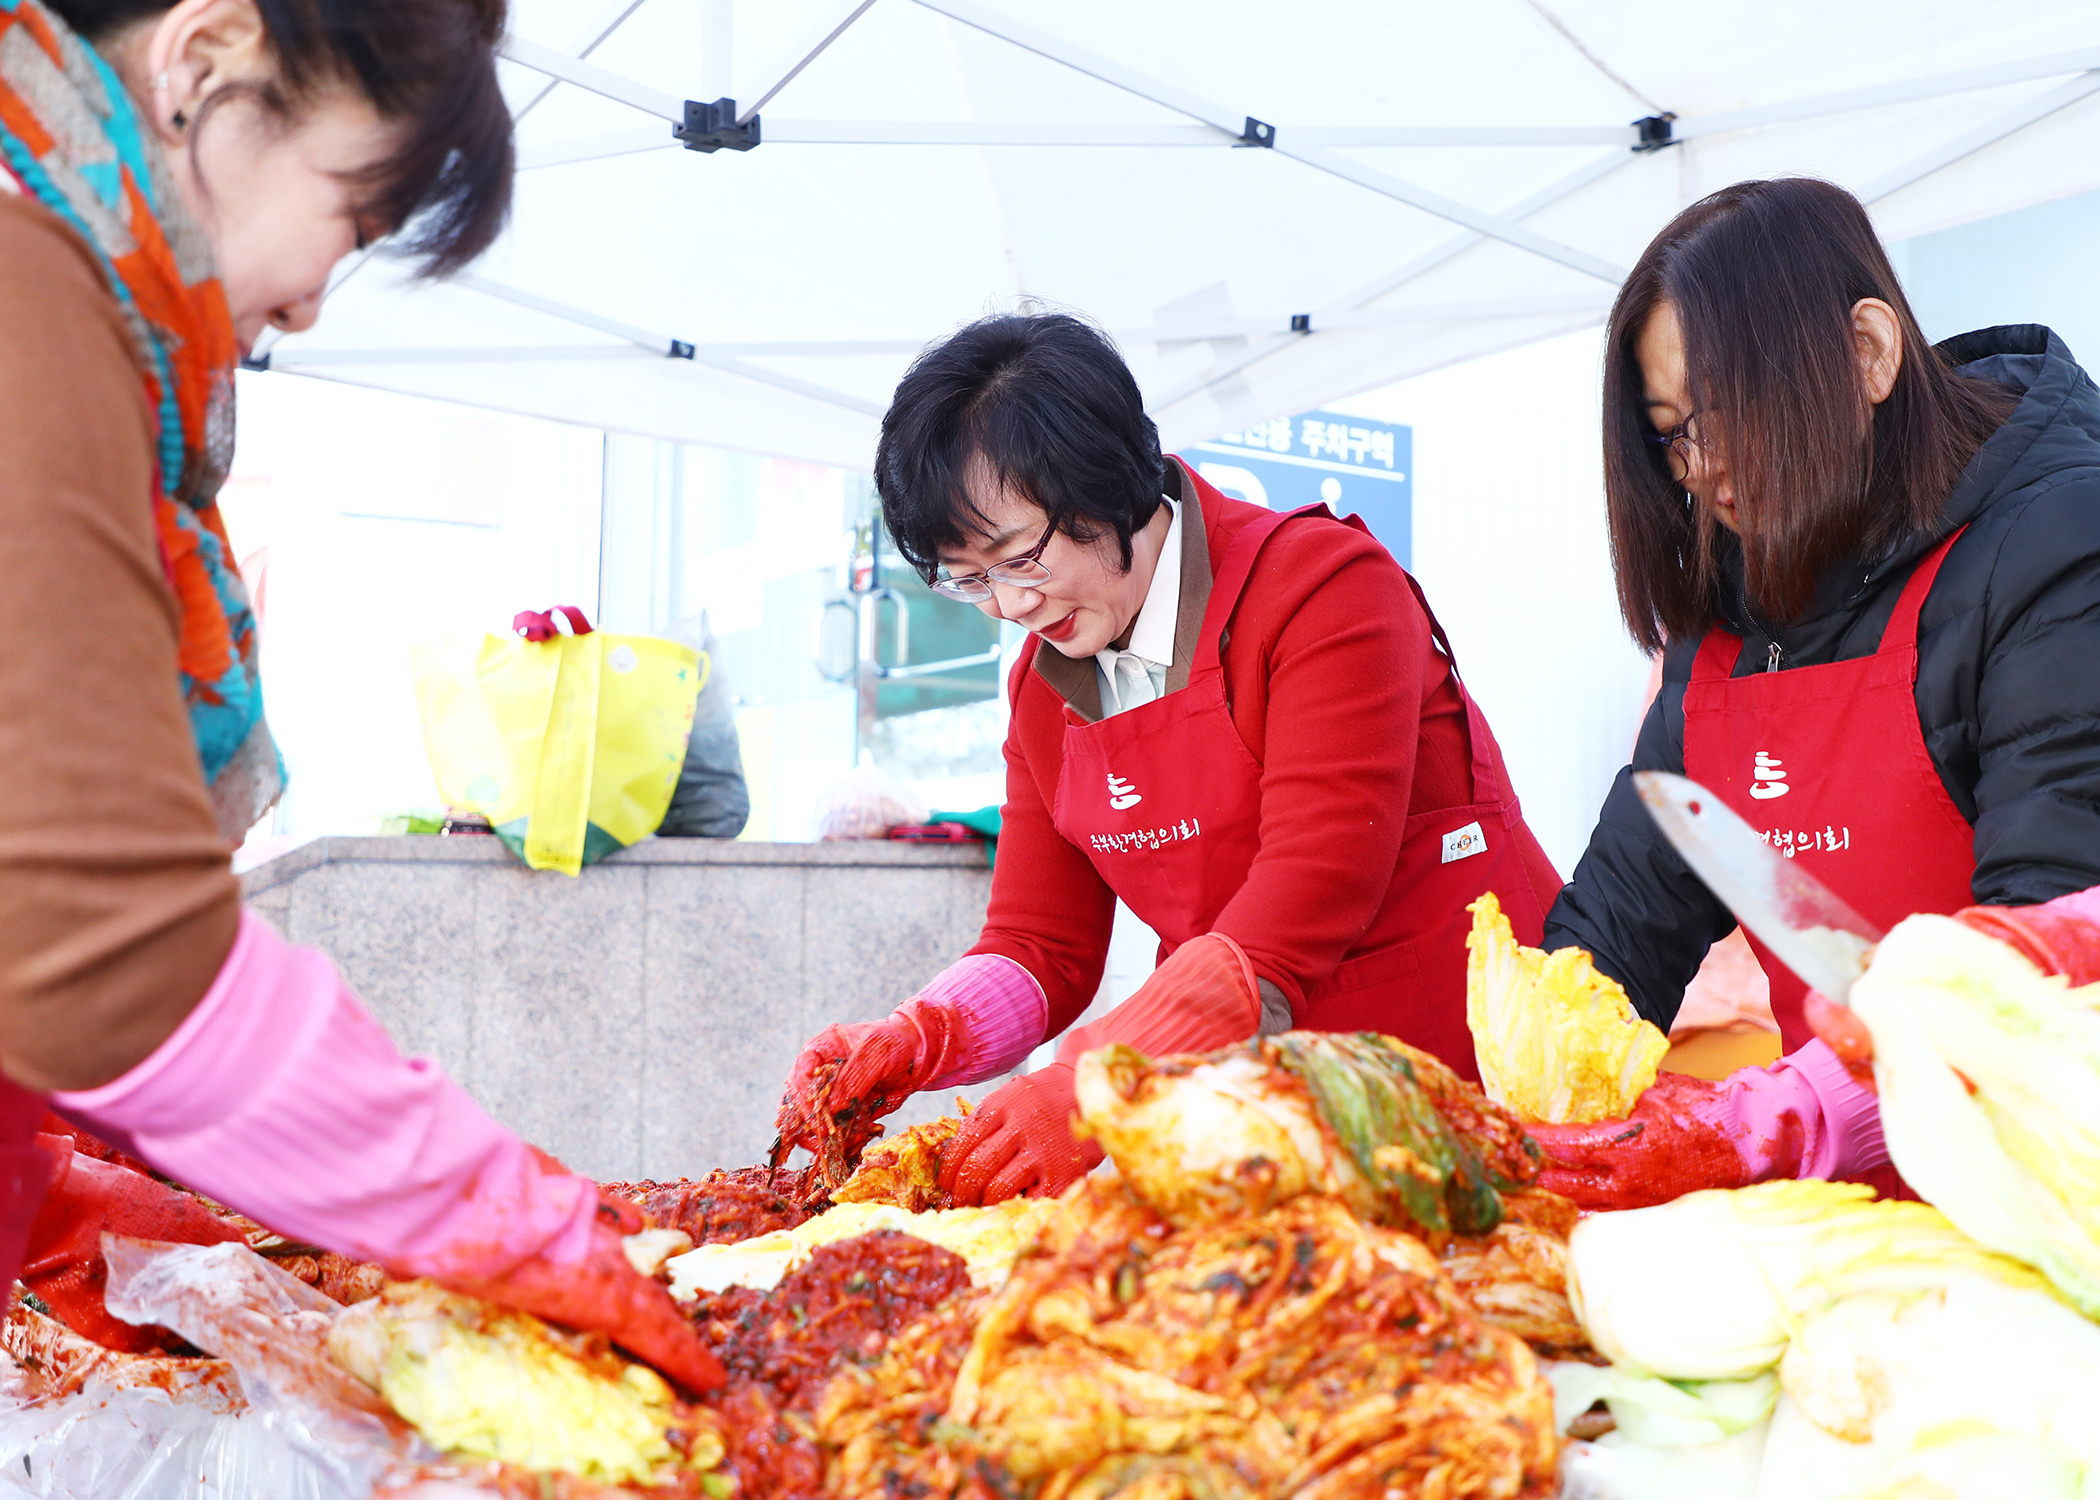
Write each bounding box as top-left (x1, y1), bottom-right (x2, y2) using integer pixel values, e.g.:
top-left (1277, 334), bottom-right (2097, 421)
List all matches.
top-left (1094, 497), bottom-right (1180, 717)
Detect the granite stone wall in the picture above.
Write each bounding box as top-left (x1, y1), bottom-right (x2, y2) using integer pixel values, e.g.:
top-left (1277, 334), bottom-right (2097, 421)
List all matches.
top-left (241, 836), bottom-right (1001, 1183)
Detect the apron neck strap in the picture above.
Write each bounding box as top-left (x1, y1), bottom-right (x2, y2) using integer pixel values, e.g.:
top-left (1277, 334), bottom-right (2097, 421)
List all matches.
top-left (1692, 628), bottom-right (1745, 678)
top-left (1878, 526), bottom-right (1967, 651)
top-left (1188, 503), bottom-right (1330, 680)
top-left (1189, 505), bottom-right (1502, 804)
top-left (1398, 569), bottom-right (1500, 803)
top-left (1690, 523), bottom-right (1968, 677)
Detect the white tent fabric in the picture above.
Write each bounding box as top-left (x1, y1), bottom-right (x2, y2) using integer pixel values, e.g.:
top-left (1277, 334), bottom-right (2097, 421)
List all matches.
top-left (259, 0), bottom-right (2100, 467)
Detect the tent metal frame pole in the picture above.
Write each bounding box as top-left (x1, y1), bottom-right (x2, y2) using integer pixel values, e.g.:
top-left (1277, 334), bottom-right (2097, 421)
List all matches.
top-left (1133, 293), bottom-right (1612, 343)
top-left (1860, 69), bottom-right (2100, 203)
top-left (497, 33), bottom-right (682, 122)
top-left (1152, 147), bottom-right (1634, 411)
top-left (1675, 45), bottom-right (2100, 140)
top-left (516, 119), bottom-right (1639, 169)
top-left (907, 0), bottom-right (1625, 285)
top-left (752, 121), bottom-right (1637, 147)
top-left (738, 0), bottom-right (881, 124)
top-left (509, 0), bottom-right (650, 123)
top-left (272, 346), bottom-right (661, 366)
top-left (266, 296), bottom-right (1613, 370)
top-left (452, 274), bottom-right (884, 416)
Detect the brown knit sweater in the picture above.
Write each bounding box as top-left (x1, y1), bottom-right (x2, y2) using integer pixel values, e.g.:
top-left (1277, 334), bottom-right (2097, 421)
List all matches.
top-left (0, 191), bottom-right (241, 1092)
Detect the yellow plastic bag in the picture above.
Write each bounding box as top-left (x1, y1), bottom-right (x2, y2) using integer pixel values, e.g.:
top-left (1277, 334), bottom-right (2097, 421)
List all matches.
top-left (410, 607), bottom-right (705, 875)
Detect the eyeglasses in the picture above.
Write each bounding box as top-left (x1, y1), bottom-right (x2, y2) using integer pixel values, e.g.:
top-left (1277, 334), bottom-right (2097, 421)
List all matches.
top-left (1645, 413), bottom-right (1707, 480)
top-left (930, 521), bottom-right (1056, 602)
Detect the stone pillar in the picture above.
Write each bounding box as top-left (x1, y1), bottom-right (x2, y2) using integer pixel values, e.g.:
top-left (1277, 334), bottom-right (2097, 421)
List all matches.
top-left (242, 836), bottom-right (998, 1182)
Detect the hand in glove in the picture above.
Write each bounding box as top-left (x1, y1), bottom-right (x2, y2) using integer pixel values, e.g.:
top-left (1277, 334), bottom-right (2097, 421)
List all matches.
top-left (939, 931), bottom-right (1264, 1206)
top-left (54, 913), bottom-right (724, 1392)
top-left (426, 1218), bottom-right (719, 1393)
top-left (1804, 888), bottom-right (2100, 1085)
top-left (774, 954), bottom-right (1045, 1156)
top-left (937, 1062), bottom-right (1101, 1205)
top-left (1528, 1040), bottom-right (1886, 1212)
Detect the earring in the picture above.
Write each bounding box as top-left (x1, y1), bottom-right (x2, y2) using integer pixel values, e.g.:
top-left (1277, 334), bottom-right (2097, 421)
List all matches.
top-left (170, 109), bottom-right (187, 131)
top-left (151, 71), bottom-right (170, 90)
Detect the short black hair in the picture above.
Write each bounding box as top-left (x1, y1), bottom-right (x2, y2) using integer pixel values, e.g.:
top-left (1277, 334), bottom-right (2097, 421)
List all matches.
top-left (58, 0), bottom-right (512, 276)
top-left (877, 312), bottom-right (1167, 583)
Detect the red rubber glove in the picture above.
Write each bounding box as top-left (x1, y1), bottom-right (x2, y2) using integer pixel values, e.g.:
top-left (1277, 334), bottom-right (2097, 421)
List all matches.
top-left (775, 1004), bottom-right (967, 1157)
top-left (1527, 1074), bottom-right (1759, 1211)
top-left (433, 1219), bottom-right (724, 1393)
top-left (1053, 931), bottom-right (1265, 1067)
top-left (1952, 898), bottom-right (2100, 984)
top-left (1804, 892), bottom-right (2100, 1084)
top-left (936, 1063), bottom-right (1100, 1205)
top-left (1805, 988), bottom-right (1877, 1090)
top-left (1527, 1037), bottom-right (1886, 1212)
top-left (22, 1138), bottom-right (246, 1352)
top-left (940, 932), bottom-right (1266, 1207)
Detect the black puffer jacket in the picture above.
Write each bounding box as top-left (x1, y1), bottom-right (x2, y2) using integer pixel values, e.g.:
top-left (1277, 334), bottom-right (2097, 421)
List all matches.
top-left (1545, 326), bottom-right (2100, 1029)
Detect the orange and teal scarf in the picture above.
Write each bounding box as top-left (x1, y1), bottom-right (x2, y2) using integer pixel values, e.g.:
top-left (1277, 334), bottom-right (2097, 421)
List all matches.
top-left (0, 0), bottom-right (277, 837)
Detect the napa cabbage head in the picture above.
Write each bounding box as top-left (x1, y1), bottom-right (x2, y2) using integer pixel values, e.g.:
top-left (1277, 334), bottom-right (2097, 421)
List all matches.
top-left (1849, 912), bottom-right (2100, 1317)
top-left (1567, 1180), bottom-right (2053, 1381)
top-left (1757, 1277), bottom-right (2100, 1500)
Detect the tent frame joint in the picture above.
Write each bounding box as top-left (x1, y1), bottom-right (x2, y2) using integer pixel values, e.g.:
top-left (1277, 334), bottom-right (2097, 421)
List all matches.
top-left (676, 97), bottom-right (762, 153)
top-left (1289, 314), bottom-right (1311, 334)
top-left (1238, 116), bottom-right (1276, 147)
top-left (668, 340), bottom-right (696, 360)
top-left (1631, 112), bottom-right (1676, 152)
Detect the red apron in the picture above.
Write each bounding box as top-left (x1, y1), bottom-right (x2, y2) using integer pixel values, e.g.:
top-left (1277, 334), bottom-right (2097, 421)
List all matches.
top-left (1049, 504), bottom-right (1546, 1078)
top-left (1683, 531), bottom-right (1975, 1055)
top-left (0, 1079), bottom-right (55, 1297)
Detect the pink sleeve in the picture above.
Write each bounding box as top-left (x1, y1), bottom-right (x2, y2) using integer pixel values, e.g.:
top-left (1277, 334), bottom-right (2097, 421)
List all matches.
top-left (1723, 1038), bottom-right (1888, 1182)
top-left (53, 912), bottom-right (597, 1279)
top-left (919, 953), bottom-right (1048, 1088)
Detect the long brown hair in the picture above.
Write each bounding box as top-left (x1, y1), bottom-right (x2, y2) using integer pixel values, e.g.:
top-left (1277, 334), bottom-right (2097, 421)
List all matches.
top-left (1603, 178), bottom-right (2016, 651)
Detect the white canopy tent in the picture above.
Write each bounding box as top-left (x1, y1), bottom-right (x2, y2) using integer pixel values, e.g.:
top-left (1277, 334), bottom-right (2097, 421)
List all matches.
top-left (252, 0), bottom-right (2100, 468)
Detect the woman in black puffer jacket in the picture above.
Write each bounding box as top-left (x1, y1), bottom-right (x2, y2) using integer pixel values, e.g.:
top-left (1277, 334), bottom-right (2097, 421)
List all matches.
top-left (1527, 178), bottom-right (2100, 1210)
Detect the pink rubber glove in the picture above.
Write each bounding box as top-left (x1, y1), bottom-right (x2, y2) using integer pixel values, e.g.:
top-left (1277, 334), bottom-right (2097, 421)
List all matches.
top-left (940, 932), bottom-right (1264, 1206)
top-left (1529, 1039), bottom-right (1886, 1211)
top-left (774, 954), bottom-right (1046, 1154)
top-left (54, 913), bottom-right (722, 1391)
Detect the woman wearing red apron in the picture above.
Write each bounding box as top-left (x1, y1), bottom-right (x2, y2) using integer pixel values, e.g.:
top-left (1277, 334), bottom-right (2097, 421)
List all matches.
top-left (776, 312), bottom-right (1562, 1204)
top-left (1524, 179), bottom-right (2100, 1209)
top-left (0, 0), bottom-right (714, 1385)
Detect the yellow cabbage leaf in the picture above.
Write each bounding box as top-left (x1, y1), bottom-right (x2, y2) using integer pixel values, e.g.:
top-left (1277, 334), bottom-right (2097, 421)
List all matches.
top-left (1466, 892), bottom-right (1668, 1123)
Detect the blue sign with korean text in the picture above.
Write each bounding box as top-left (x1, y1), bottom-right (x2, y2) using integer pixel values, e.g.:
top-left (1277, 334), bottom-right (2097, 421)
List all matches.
top-left (1178, 410), bottom-right (1412, 569)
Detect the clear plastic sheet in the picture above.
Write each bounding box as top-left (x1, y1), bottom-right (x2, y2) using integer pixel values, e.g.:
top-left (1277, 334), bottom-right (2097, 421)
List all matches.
top-left (0, 1236), bottom-right (442, 1500)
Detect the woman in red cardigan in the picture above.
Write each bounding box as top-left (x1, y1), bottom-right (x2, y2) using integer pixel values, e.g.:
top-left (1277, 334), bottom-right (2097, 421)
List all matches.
top-left (776, 313), bottom-right (1562, 1203)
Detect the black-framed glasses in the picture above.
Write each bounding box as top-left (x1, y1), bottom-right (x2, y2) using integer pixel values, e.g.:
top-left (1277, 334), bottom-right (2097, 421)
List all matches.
top-left (930, 521), bottom-right (1056, 601)
top-left (1645, 413), bottom-right (1706, 479)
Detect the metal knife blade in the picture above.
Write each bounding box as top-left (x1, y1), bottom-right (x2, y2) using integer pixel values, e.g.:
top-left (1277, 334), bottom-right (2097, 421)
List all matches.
top-left (1634, 770), bottom-right (1884, 1003)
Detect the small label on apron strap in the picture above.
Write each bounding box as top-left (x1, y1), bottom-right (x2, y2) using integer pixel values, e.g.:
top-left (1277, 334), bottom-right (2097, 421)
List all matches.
top-left (1440, 821), bottom-right (1487, 864)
